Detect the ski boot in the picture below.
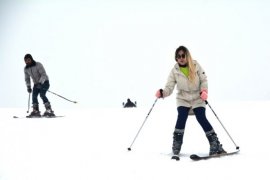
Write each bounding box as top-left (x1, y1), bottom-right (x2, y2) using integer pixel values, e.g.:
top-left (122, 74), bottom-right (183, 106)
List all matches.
top-left (43, 102), bottom-right (55, 117)
top-left (206, 130), bottom-right (227, 155)
top-left (27, 104), bottom-right (41, 118)
top-left (172, 129), bottom-right (184, 155)
top-left (171, 129), bottom-right (184, 160)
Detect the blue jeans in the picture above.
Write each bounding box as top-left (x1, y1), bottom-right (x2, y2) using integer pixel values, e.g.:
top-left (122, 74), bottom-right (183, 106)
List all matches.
top-left (175, 106), bottom-right (213, 132)
top-left (32, 80), bottom-right (50, 105)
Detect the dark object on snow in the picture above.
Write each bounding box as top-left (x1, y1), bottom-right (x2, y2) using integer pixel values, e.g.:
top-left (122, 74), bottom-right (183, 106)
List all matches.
top-left (123, 99), bottom-right (136, 108)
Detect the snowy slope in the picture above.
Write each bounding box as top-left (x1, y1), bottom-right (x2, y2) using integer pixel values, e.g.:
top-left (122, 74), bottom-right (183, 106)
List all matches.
top-left (0, 101), bottom-right (269, 180)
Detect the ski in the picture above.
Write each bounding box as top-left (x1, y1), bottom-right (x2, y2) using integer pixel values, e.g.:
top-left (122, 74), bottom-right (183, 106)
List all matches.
top-left (40, 115), bottom-right (65, 118)
top-left (190, 150), bottom-right (240, 161)
top-left (13, 115), bottom-right (64, 119)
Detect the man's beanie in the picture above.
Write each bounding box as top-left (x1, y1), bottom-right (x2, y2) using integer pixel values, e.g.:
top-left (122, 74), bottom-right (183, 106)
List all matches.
top-left (24, 54), bottom-right (33, 60)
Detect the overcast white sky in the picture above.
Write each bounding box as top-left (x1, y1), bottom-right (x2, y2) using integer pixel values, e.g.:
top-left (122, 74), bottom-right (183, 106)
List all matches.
top-left (1, 0), bottom-right (270, 108)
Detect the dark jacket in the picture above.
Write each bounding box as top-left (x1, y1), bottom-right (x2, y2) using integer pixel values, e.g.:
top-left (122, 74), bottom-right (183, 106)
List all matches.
top-left (124, 99), bottom-right (136, 108)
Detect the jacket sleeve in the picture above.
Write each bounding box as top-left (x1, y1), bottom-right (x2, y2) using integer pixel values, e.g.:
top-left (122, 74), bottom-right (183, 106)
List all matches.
top-left (196, 62), bottom-right (208, 91)
top-left (24, 68), bottom-right (31, 87)
top-left (163, 68), bottom-right (177, 97)
top-left (37, 63), bottom-right (48, 84)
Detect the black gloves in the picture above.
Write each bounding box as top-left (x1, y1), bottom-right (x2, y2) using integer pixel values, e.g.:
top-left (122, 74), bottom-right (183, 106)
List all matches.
top-left (27, 83), bottom-right (44, 93)
top-left (27, 86), bottom-right (32, 93)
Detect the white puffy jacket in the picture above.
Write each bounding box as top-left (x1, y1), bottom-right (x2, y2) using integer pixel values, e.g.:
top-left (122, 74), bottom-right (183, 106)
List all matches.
top-left (163, 60), bottom-right (208, 109)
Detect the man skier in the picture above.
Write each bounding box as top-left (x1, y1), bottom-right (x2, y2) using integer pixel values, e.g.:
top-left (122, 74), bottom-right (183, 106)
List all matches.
top-left (24, 54), bottom-right (55, 117)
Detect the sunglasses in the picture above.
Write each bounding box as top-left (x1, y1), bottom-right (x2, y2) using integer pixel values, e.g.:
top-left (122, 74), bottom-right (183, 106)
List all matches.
top-left (176, 54), bottom-right (186, 59)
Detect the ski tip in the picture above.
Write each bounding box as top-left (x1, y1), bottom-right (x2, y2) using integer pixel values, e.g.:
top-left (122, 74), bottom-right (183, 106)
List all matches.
top-left (190, 154), bottom-right (201, 160)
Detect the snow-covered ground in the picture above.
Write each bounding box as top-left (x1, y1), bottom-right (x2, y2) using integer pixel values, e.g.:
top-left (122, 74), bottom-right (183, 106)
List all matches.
top-left (0, 100), bottom-right (269, 180)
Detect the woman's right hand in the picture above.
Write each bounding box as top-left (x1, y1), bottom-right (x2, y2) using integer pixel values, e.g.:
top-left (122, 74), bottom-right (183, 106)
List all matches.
top-left (155, 89), bottom-right (163, 98)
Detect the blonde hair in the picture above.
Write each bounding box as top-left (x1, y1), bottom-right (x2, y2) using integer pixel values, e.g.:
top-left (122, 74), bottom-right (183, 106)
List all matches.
top-left (175, 46), bottom-right (197, 83)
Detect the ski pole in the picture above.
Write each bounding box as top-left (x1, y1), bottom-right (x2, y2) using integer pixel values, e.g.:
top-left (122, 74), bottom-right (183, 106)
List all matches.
top-left (27, 92), bottom-right (31, 113)
top-left (205, 100), bottom-right (240, 150)
top-left (48, 90), bottom-right (77, 104)
top-left (127, 98), bottom-right (158, 151)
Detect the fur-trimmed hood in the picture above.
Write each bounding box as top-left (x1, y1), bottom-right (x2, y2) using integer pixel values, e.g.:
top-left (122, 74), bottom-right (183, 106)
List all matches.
top-left (24, 61), bottom-right (49, 86)
top-left (25, 59), bottom-right (37, 69)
